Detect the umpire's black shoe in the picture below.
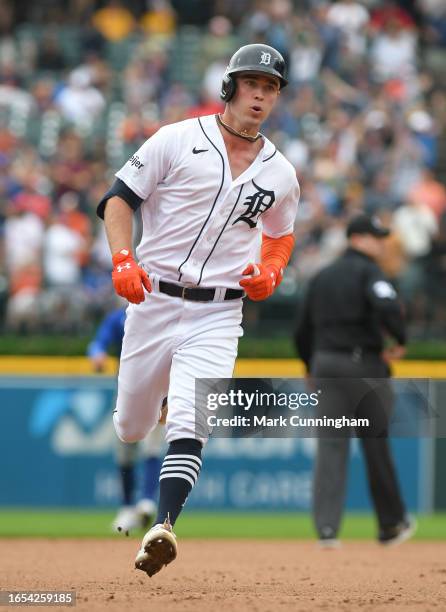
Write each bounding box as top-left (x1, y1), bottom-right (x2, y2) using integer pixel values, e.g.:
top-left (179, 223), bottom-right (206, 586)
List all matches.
top-left (318, 537), bottom-right (341, 549)
top-left (378, 516), bottom-right (417, 546)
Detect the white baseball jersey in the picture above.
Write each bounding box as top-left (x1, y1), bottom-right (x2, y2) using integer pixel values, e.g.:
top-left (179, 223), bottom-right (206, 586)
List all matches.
top-left (115, 114), bottom-right (300, 289)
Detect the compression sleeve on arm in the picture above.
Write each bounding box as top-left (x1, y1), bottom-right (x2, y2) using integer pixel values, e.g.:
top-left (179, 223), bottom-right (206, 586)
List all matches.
top-left (261, 233), bottom-right (295, 285)
top-left (97, 178), bottom-right (144, 220)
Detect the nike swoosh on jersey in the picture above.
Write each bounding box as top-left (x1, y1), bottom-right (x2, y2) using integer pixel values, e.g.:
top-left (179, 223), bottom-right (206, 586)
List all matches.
top-left (192, 147), bottom-right (209, 154)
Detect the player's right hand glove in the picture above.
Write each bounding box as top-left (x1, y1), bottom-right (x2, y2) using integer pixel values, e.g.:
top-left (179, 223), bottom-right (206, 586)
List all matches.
top-left (239, 263), bottom-right (279, 301)
top-left (240, 233), bottom-right (295, 301)
top-left (112, 249), bottom-right (152, 304)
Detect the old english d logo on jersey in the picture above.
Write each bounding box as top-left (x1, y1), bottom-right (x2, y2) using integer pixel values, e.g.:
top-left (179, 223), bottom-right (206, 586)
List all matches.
top-left (233, 180), bottom-right (275, 228)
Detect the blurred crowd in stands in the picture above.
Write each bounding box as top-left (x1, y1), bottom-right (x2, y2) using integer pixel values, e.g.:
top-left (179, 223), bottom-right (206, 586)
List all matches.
top-left (0, 0), bottom-right (446, 336)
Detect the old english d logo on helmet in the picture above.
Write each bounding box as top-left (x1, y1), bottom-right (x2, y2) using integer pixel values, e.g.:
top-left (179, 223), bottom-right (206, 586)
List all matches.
top-left (220, 44), bottom-right (288, 102)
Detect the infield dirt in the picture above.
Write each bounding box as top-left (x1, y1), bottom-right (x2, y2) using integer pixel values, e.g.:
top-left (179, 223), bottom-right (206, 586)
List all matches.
top-left (2, 539), bottom-right (445, 611)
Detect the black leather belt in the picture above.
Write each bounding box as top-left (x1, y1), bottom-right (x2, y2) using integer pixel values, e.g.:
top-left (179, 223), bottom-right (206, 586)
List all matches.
top-left (159, 280), bottom-right (243, 302)
top-left (318, 348), bottom-right (380, 362)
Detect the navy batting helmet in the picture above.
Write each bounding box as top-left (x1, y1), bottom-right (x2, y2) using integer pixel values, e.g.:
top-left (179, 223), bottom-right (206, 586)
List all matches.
top-left (220, 44), bottom-right (288, 102)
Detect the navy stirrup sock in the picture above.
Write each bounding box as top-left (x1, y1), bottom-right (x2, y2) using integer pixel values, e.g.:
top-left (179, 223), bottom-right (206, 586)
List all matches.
top-left (154, 439), bottom-right (202, 527)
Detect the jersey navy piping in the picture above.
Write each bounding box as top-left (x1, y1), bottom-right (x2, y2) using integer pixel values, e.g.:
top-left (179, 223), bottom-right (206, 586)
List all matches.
top-left (197, 184), bottom-right (244, 285)
top-left (263, 149), bottom-right (277, 162)
top-left (177, 117), bottom-right (225, 282)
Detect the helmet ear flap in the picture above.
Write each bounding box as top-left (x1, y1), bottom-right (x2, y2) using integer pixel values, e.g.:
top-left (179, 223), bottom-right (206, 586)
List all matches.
top-left (220, 73), bottom-right (236, 102)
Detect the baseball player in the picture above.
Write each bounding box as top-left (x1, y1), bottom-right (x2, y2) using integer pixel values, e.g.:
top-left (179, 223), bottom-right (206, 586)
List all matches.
top-left (87, 307), bottom-right (165, 532)
top-left (97, 43), bottom-right (300, 577)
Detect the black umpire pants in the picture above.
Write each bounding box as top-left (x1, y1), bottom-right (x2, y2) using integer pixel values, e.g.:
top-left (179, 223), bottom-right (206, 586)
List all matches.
top-left (311, 350), bottom-right (406, 539)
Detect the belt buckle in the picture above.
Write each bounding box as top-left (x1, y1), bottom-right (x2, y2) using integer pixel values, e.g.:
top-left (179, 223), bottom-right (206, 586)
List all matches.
top-left (181, 286), bottom-right (187, 300)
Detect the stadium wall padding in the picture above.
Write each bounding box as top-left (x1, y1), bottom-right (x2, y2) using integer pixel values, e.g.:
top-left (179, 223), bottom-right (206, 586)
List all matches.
top-left (0, 375), bottom-right (439, 511)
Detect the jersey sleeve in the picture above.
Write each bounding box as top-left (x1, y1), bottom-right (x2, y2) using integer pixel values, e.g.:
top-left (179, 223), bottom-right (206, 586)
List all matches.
top-left (365, 267), bottom-right (407, 345)
top-left (115, 126), bottom-right (174, 200)
top-left (97, 126), bottom-right (175, 219)
top-left (261, 173), bottom-right (300, 238)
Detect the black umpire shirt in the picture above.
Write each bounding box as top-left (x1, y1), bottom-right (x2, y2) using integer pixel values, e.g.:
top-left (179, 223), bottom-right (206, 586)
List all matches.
top-left (294, 247), bottom-right (406, 370)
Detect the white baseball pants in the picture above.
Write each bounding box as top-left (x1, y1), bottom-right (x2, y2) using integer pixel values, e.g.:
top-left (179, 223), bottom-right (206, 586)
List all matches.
top-left (113, 276), bottom-right (243, 445)
top-left (115, 423), bottom-right (166, 465)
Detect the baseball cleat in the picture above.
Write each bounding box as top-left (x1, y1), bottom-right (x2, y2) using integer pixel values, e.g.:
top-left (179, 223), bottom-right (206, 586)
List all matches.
top-left (318, 538), bottom-right (341, 550)
top-left (136, 498), bottom-right (157, 529)
top-left (378, 516), bottom-right (417, 546)
top-left (135, 519), bottom-right (177, 577)
top-left (112, 506), bottom-right (140, 534)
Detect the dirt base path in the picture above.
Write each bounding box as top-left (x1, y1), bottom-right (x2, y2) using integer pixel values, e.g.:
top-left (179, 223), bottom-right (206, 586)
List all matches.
top-left (2, 539), bottom-right (446, 611)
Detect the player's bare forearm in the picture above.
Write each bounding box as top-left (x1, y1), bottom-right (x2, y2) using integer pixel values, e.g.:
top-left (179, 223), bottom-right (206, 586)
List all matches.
top-left (104, 196), bottom-right (151, 303)
top-left (104, 196), bottom-right (134, 254)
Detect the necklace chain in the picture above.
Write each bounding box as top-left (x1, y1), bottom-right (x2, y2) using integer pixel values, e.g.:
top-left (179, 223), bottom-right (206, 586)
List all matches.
top-left (216, 114), bottom-right (261, 143)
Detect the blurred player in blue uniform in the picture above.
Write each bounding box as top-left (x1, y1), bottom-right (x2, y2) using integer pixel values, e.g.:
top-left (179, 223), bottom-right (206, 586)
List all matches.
top-left (88, 307), bottom-right (166, 532)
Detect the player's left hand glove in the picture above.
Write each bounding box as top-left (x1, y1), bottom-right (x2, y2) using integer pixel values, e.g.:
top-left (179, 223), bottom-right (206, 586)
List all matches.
top-left (112, 249), bottom-right (152, 304)
top-left (239, 263), bottom-right (281, 301)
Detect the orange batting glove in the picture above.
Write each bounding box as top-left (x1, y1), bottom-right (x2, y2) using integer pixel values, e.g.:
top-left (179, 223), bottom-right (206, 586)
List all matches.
top-left (112, 249), bottom-right (152, 304)
top-left (239, 234), bottom-right (295, 301)
top-left (239, 263), bottom-right (279, 301)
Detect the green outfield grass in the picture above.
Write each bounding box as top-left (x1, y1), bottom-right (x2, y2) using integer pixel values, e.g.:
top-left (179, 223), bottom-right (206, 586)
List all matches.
top-left (0, 510), bottom-right (444, 540)
top-left (0, 335), bottom-right (446, 359)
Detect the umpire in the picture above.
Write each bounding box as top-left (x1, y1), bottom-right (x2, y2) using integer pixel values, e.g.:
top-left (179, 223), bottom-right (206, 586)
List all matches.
top-left (295, 214), bottom-right (415, 547)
